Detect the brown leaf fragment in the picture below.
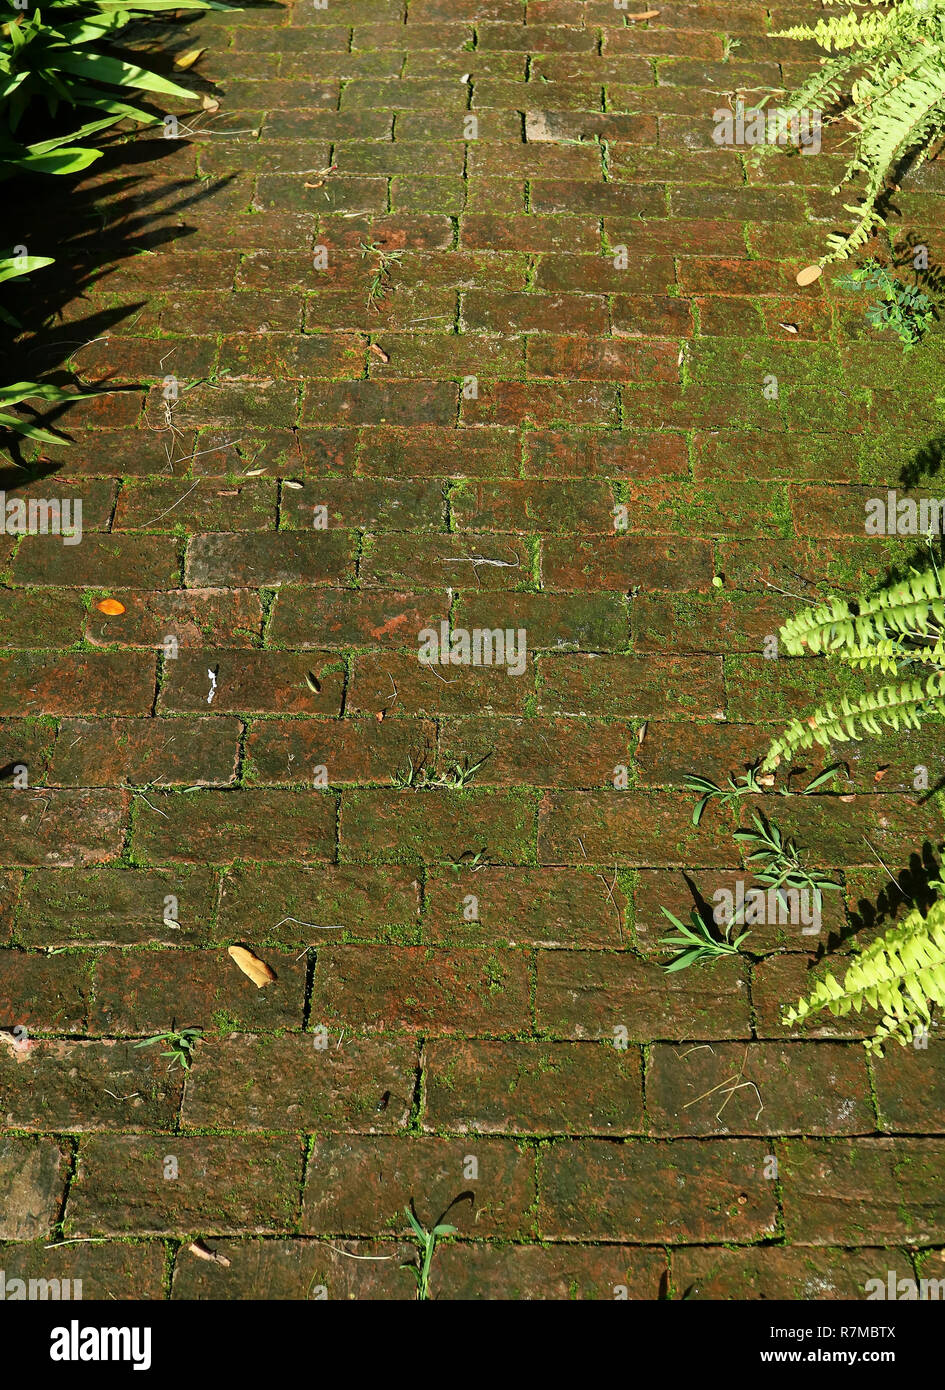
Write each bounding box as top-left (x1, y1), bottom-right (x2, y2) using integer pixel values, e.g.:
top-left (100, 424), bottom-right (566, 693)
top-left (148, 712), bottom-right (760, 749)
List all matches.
top-left (188, 1241), bottom-right (231, 1267)
top-left (227, 945), bottom-right (276, 988)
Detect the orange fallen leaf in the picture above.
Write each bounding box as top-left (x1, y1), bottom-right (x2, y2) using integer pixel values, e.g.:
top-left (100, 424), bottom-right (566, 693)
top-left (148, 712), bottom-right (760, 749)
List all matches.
top-left (227, 945), bottom-right (276, 988)
top-left (874, 766), bottom-right (889, 782)
top-left (97, 598), bottom-right (125, 615)
top-left (796, 264), bottom-right (823, 287)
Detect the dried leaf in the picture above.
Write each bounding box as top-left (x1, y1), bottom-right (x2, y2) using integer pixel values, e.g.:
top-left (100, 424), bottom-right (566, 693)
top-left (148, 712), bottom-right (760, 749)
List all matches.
top-left (97, 598), bottom-right (125, 615)
top-left (838, 793), bottom-right (856, 803)
top-left (628, 8), bottom-right (660, 18)
top-left (305, 671), bottom-right (321, 693)
top-left (244, 468), bottom-right (266, 477)
top-left (369, 343), bottom-right (390, 362)
top-left (227, 945), bottom-right (276, 988)
top-left (201, 94), bottom-right (220, 112)
top-left (796, 264), bottom-right (823, 287)
top-left (188, 1241), bottom-right (231, 1267)
top-left (283, 479), bottom-right (304, 489)
top-left (779, 321), bottom-right (799, 334)
top-left (174, 48), bottom-right (206, 70)
top-left (874, 765), bottom-right (889, 782)
top-left (636, 721), bottom-right (648, 746)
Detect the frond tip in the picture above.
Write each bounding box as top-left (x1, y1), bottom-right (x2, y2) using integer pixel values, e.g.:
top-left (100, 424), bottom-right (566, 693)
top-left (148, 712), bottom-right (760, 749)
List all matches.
top-left (782, 897), bottom-right (945, 1056)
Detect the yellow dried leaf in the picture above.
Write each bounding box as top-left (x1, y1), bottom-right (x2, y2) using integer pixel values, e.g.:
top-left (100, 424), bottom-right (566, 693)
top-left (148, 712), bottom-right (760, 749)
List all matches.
top-left (796, 264), bottom-right (823, 287)
top-left (227, 945), bottom-right (276, 988)
top-left (174, 48), bottom-right (206, 70)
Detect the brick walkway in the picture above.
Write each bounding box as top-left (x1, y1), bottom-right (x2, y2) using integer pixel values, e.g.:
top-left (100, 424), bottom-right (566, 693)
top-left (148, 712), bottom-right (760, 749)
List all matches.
top-left (2, 0), bottom-right (945, 1300)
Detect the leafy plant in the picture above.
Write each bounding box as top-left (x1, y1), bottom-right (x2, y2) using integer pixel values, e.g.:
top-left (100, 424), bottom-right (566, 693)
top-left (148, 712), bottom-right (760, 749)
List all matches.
top-left (360, 239), bottom-right (403, 308)
top-left (686, 764), bottom-right (841, 824)
top-left (734, 811), bottom-right (843, 916)
top-left (761, 560), bottom-right (945, 770)
top-left (401, 1204), bottom-right (457, 1301)
top-left (659, 906), bottom-right (751, 972)
top-left (0, 248), bottom-right (53, 325)
top-left (133, 1025), bottom-right (202, 1071)
top-left (1, 2), bottom-right (198, 135)
top-left (394, 753), bottom-right (490, 790)
top-left (0, 378), bottom-right (98, 442)
top-left (783, 894), bottom-right (945, 1054)
top-left (762, 0), bottom-right (945, 262)
top-left (836, 257), bottom-right (935, 350)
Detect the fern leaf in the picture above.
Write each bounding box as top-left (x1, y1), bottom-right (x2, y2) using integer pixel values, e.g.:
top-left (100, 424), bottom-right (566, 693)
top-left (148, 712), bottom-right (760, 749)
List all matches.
top-left (782, 897), bottom-right (945, 1056)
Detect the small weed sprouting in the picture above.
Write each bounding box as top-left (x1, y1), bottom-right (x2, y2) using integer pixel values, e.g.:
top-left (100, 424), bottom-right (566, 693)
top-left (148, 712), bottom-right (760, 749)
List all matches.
top-left (402, 1203), bottom-right (458, 1301)
top-left (658, 907), bottom-right (751, 973)
top-left (836, 259), bottom-right (935, 351)
top-left (684, 764), bottom-right (770, 825)
top-left (734, 811), bottom-right (842, 917)
top-left (685, 763), bottom-right (840, 825)
top-left (447, 847), bottom-right (489, 874)
top-left (134, 1027), bottom-right (203, 1072)
top-left (394, 753), bottom-right (491, 790)
top-left (360, 240), bottom-right (404, 309)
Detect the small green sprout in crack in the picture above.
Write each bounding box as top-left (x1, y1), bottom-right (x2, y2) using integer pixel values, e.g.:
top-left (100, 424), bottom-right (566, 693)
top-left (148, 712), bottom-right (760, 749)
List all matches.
top-left (134, 1026), bottom-right (203, 1073)
top-left (359, 240), bottom-right (404, 310)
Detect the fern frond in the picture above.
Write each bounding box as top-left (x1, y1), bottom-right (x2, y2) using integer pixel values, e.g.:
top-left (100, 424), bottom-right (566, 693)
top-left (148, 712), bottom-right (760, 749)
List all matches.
top-left (782, 897), bottom-right (945, 1056)
top-left (773, 11), bottom-right (895, 52)
top-left (762, 669), bottom-right (945, 769)
top-left (763, 0), bottom-right (945, 260)
top-left (778, 567), bottom-right (945, 658)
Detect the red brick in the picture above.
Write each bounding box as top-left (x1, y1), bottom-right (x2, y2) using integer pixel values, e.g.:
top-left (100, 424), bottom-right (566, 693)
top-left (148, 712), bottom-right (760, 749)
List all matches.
top-left (301, 1135), bottom-right (536, 1237)
top-left (65, 1136), bottom-right (305, 1236)
top-left (425, 1039), bottom-right (643, 1134)
top-left (539, 1139), bottom-right (778, 1242)
top-left (535, 949), bottom-right (751, 1040)
top-left (310, 945), bottom-right (531, 1034)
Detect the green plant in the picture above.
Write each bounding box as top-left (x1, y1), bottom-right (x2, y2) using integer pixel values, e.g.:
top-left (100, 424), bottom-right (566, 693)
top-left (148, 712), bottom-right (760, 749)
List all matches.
top-left (402, 1204), bottom-right (457, 1301)
top-left (0, 248), bottom-right (53, 325)
top-left (1, 2), bottom-right (198, 134)
top-left (762, 560), bottom-right (945, 770)
top-left (360, 239), bottom-right (403, 308)
top-left (447, 847), bottom-right (489, 873)
top-left (394, 753), bottom-right (490, 790)
top-left (0, 378), bottom-right (98, 442)
top-left (685, 764), bottom-right (841, 824)
top-left (783, 894), bottom-right (945, 1054)
top-left (734, 811), bottom-right (843, 915)
top-left (836, 257), bottom-right (935, 349)
top-left (133, 1025), bottom-right (202, 1071)
top-left (659, 906), bottom-right (751, 971)
top-left (762, 0), bottom-right (945, 261)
